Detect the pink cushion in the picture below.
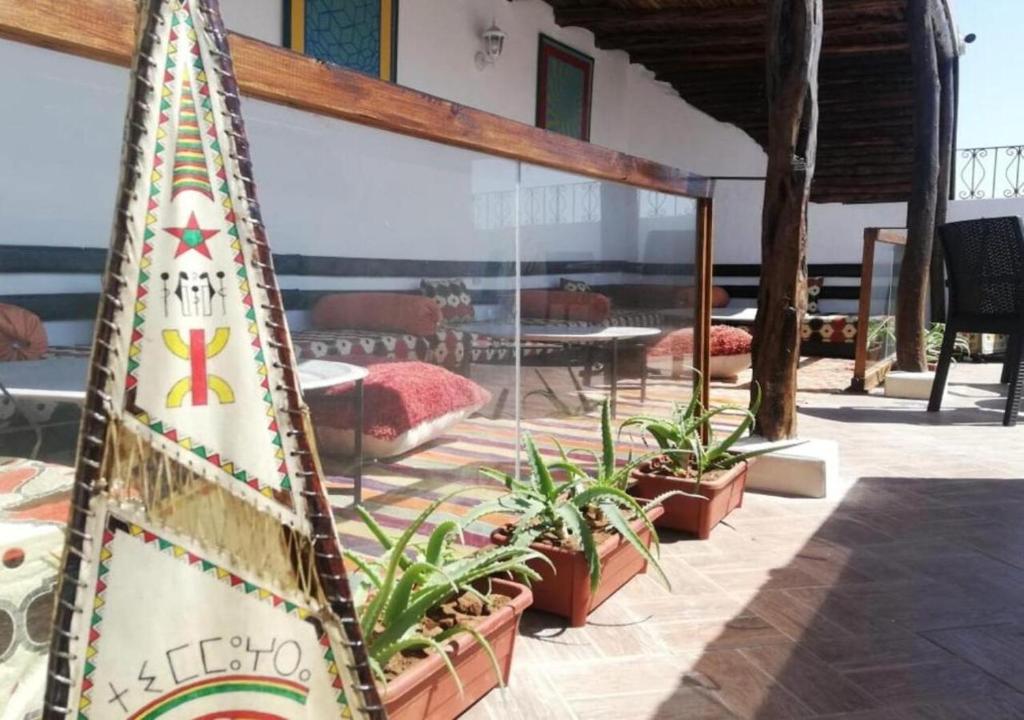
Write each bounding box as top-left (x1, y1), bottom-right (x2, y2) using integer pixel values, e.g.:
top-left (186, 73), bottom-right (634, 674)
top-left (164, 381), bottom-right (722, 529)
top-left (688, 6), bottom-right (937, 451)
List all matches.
top-left (309, 360), bottom-right (490, 457)
top-left (648, 325), bottom-right (752, 358)
top-left (311, 293), bottom-right (442, 336)
top-left (0, 304), bottom-right (48, 361)
top-left (520, 290), bottom-right (611, 323)
top-left (711, 286), bottom-right (731, 308)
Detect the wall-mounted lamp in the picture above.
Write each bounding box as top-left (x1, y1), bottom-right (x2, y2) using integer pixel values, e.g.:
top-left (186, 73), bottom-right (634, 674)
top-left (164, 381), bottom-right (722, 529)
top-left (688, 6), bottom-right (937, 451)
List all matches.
top-left (475, 22), bottom-right (507, 70)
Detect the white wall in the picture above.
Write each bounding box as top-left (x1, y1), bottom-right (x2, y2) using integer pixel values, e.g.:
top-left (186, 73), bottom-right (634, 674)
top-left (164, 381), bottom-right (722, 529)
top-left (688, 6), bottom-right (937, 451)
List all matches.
top-left (5, 1), bottom-right (1019, 346)
top-left (212, 0), bottom-right (1022, 269)
top-left (215, 0), bottom-right (767, 260)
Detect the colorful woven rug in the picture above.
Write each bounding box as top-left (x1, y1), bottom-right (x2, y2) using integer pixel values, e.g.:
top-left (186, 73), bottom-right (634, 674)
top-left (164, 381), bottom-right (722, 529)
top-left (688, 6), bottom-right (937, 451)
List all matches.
top-left (328, 377), bottom-right (745, 555)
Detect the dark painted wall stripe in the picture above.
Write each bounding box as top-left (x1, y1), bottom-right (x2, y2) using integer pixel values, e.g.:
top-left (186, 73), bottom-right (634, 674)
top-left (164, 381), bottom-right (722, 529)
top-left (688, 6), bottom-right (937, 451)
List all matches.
top-left (0, 245), bottom-right (695, 278)
top-left (719, 285), bottom-right (861, 301)
top-left (714, 263), bottom-right (862, 278)
top-left (5, 283), bottom-right (699, 322)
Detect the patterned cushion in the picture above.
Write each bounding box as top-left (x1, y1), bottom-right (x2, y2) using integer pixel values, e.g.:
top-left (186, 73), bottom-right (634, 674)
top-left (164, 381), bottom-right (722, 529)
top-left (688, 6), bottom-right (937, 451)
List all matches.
top-left (292, 328), bottom-right (470, 373)
top-left (801, 314), bottom-right (859, 344)
top-left (560, 277), bottom-right (592, 293)
top-left (420, 278), bottom-right (474, 324)
top-left (606, 309), bottom-right (664, 329)
top-left (293, 329), bottom-right (432, 364)
top-left (807, 276), bottom-right (825, 314)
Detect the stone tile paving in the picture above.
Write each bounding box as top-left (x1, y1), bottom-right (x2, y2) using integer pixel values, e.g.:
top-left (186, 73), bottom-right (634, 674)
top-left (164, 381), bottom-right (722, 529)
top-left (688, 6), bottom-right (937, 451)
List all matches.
top-left (470, 362), bottom-right (1024, 719)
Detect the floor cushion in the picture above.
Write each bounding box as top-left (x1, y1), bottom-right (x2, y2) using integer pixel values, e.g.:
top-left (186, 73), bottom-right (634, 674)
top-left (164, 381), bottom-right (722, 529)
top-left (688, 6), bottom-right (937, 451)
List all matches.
top-left (648, 325), bottom-right (752, 358)
top-left (0, 305), bottom-right (48, 361)
top-left (648, 325), bottom-right (753, 379)
top-left (309, 360), bottom-right (491, 458)
top-left (601, 284), bottom-right (694, 310)
top-left (311, 292), bottom-right (442, 336)
top-left (521, 289), bottom-right (611, 323)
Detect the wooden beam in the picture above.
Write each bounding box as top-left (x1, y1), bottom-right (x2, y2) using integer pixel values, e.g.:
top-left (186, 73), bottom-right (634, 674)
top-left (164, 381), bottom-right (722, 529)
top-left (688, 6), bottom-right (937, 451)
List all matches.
top-left (694, 198), bottom-right (714, 416)
top-left (752, 0), bottom-right (823, 441)
top-left (553, 1), bottom-right (903, 34)
top-left (896, 0), bottom-right (941, 371)
top-left (0, 0), bottom-right (711, 199)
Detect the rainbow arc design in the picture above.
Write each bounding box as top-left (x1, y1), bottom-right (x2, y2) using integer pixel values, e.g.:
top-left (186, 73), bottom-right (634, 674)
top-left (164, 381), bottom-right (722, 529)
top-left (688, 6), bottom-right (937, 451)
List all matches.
top-left (125, 675), bottom-right (308, 720)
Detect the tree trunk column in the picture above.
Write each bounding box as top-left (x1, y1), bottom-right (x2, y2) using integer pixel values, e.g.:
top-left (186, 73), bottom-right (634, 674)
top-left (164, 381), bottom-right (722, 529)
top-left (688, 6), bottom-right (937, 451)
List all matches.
top-left (897, 0), bottom-right (941, 370)
top-left (929, 56), bottom-right (956, 323)
top-left (752, 0), bottom-right (822, 440)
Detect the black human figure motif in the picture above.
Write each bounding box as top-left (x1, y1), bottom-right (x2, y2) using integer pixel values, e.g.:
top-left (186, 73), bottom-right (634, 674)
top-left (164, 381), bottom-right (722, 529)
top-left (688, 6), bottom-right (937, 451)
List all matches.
top-left (172, 271), bottom-right (220, 317)
top-left (160, 272), bottom-right (172, 316)
top-left (216, 270), bottom-right (227, 314)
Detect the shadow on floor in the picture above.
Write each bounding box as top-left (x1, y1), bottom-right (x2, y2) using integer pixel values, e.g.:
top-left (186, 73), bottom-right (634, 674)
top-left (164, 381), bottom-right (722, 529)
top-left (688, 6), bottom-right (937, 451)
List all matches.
top-left (653, 476), bottom-right (1024, 719)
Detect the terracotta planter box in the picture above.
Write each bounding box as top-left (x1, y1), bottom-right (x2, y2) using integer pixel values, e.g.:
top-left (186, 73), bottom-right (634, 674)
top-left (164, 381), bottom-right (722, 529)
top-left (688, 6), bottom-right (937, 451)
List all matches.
top-left (383, 578), bottom-right (532, 720)
top-left (630, 460), bottom-right (748, 539)
top-left (492, 506), bottom-right (664, 628)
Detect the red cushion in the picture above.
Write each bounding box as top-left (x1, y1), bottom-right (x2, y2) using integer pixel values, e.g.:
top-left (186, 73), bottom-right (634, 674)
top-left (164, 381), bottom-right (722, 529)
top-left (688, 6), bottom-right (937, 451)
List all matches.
top-left (0, 304), bottom-right (48, 361)
top-left (648, 325), bottom-right (752, 358)
top-left (602, 284), bottom-right (695, 310)
top-left (308, 360), bottom-right (490, 456)
top-left (711, 286), bottom-right (731, 308)
top-left (520, 290), bottom-right (611, 323)
top-left (311, 293), bottom-right (442, 336)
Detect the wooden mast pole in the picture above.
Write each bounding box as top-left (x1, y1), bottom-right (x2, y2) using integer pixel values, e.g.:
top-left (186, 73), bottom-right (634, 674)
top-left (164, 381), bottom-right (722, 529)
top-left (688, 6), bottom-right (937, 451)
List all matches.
top-left (752, 0), bottom-right (822, 440)
top-left (896, 0), bottom-right (941, 370)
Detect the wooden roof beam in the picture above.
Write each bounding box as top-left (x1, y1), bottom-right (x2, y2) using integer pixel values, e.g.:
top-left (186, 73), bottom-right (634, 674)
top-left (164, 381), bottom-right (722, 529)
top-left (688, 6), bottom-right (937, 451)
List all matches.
top-left (552, 1), bottom-right (904, 34)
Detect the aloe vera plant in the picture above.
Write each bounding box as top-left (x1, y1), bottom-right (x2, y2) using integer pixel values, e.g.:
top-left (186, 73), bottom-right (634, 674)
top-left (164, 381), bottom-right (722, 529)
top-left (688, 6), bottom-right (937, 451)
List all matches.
top-left (345, 491), bottom-right (545, 689)
top-left (468, 399), bottom-right (677, 592)
top-left (925, 322), bottom-right (971, 365)
top-left (621, 377), bottom-right (791, 483)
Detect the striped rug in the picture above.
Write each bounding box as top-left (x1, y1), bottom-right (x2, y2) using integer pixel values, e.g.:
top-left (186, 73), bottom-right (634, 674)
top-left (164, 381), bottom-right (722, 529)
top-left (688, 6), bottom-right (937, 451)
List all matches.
top-left (326, 376), bottom-right (749, 556)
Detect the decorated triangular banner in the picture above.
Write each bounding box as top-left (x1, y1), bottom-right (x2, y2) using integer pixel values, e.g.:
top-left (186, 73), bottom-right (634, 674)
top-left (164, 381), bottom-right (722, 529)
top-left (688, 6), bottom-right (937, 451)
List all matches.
top-left (44, 1), bottom-right (382, 717)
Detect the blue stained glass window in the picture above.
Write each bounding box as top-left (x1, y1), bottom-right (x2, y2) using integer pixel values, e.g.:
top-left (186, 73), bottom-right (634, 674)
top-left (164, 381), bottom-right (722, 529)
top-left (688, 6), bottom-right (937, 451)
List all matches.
top-left (304, 0), bottom-right (382, 78)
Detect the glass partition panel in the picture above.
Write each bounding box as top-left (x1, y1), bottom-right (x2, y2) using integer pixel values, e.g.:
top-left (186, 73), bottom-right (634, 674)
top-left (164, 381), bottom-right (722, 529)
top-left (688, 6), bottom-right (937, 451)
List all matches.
top-left (1, 52), bottom-right (709, 545)
top-left (514, 163), bottom-right (699, 473)
top-left (853, 228), bottom-right (906, 391)
top-left (224, 101), bottom-right (521, 530)
top-left (867, 243), bottom-right (902, 360)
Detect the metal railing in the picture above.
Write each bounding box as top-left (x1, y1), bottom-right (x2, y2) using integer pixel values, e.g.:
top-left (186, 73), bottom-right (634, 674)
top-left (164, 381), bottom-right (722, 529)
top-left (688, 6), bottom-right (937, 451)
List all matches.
top-left (473, 182), bottom-right (696, 230)
top-left (956, 145), bottom-right (1024, 199)
top-left (474, 181), bottom-right (602, 230)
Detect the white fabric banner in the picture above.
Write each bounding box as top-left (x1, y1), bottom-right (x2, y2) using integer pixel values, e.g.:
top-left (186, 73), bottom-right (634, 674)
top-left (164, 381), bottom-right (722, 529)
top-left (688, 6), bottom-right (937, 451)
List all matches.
top-left (66, 499), bottom-right (353, 719)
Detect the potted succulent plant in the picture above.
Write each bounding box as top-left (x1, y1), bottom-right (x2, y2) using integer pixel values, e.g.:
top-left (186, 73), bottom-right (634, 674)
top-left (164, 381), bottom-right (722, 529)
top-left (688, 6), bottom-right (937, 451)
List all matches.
top-left (623, 380), bottom-right (787, 539)
top-left (345, 494), bottom-right (545, 720)
top-left (469, 400), bottom-right (675, 627)
top-left (925, 322), bottom-right (971, 368)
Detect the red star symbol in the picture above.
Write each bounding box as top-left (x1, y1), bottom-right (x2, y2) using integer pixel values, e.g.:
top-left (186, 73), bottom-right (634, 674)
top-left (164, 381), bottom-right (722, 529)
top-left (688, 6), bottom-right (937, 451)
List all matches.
top-left (165, 212), bottom-right (218, 259)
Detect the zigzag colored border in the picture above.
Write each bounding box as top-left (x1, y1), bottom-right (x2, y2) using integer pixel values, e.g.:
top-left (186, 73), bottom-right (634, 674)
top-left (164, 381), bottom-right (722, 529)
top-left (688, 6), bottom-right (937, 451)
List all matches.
top-left (78, 514), bottom-right (347, 718)
top-left (123, 0), bottom-right (293, 502)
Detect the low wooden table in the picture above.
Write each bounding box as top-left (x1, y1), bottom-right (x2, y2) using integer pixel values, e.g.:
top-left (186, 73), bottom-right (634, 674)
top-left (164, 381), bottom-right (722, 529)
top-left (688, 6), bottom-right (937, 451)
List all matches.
top-left (711, 307), bottom-right (759, 326)
top-left (0, 356), bottom-right (370, 504)
top-left (463, 323), bottom-right (661, 417)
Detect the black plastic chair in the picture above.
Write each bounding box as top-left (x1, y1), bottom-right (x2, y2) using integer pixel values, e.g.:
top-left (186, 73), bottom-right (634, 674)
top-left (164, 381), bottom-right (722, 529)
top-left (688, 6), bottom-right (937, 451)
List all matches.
top-left (928, 216), bottom-right (1024, 426)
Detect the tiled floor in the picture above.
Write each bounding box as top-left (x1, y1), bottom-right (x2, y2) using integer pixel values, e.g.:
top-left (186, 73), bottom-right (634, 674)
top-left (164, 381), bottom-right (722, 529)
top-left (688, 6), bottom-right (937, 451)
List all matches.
top-left (466, 362), bottom-right (1024, 719)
